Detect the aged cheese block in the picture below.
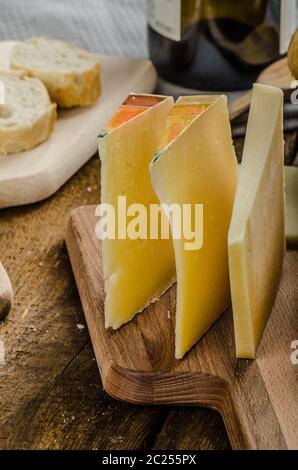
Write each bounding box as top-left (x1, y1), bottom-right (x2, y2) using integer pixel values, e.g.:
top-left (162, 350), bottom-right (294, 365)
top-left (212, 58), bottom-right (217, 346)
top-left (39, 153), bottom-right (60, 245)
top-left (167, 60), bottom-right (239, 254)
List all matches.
top-left (150, 95), bottom-right (238, 359)
top-left (228, 84), bottom-right (285, 359)
top-left (98, 94), bottom-right (175, 329)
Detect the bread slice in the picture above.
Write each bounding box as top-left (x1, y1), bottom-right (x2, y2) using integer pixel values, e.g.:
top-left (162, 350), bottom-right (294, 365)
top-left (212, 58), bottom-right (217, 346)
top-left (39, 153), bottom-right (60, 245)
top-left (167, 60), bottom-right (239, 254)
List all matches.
top-left (0, 262), bottom-right (13, 321)
top-left (11, 38), bottom-right (101, 108)
top-left (0, 71), bottom-right (56, 155)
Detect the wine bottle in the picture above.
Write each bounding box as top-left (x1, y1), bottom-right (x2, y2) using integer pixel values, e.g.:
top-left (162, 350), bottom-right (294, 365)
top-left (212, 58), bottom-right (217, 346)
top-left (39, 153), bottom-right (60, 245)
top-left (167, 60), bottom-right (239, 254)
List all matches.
top-left (147, 0), bottom-right (297, 91)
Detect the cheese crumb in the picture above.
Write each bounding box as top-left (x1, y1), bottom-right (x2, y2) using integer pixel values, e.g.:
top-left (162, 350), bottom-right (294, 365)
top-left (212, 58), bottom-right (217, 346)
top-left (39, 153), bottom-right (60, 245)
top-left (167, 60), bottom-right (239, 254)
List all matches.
top-left (22, 308), bottom-right (29, 319)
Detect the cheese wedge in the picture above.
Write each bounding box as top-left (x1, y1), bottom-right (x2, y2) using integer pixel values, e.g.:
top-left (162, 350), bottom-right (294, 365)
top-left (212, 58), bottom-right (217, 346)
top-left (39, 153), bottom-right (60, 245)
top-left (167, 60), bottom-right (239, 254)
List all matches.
top-left (285, 165), bottom-right (298, 246)
top-left (98, 94), bottom-right (175, 329)
top-left (228, 84), bottom-right (285, 359)
top-left (150, 95), bottom-right (238, 359)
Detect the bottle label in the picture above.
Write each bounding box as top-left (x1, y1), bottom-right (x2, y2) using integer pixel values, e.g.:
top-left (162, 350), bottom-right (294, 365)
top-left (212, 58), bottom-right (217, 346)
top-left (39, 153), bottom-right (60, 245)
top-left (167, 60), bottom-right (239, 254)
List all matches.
top-left (147, 0), bottom-right (181, 41)
top-left (280, 0), bottom-right (297, 54)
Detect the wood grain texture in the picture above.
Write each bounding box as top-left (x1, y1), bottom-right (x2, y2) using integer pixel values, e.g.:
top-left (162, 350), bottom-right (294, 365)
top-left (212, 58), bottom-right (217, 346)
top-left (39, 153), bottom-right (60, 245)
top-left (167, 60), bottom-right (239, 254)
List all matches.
top-left (0, 41), bottom-right (157, 209)
top-left (1, 133), bottom-right (296, 450)
top-left (0, 155), bottom-right (229, 450)
top-left (228, 58), bottom-right (294, 121)
top-left (66, 205), bottom-right (298, 450)
top-left (284, 131), bottom-right (298, 165)
top-left (228, 91), bottom-right (252, 121)
top-left (257, 58), bottom-right (294, 90)
top-left (153, 408), bottom-right (231, 450)
top-left (0, 262), bottom-right (13, 321)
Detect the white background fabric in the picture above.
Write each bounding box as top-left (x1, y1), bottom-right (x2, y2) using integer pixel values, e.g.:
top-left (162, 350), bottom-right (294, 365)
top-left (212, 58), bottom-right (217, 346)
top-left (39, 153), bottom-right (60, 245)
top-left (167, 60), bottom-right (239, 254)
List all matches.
top-left (0, 0), bottom-right (148, 58)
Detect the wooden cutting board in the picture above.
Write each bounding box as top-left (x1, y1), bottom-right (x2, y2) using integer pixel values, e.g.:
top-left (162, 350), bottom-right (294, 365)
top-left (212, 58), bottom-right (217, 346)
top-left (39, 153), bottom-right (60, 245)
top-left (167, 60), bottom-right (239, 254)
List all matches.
top-left (66, 205), bottom-right (298, 450)
top-left (0, 41), bottom-right (157, 209)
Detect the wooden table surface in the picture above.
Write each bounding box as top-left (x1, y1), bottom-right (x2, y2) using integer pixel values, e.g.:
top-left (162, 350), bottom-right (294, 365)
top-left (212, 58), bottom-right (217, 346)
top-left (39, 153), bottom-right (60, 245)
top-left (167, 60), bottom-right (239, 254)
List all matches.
top-left (0, 132), bottom-right (297, 450)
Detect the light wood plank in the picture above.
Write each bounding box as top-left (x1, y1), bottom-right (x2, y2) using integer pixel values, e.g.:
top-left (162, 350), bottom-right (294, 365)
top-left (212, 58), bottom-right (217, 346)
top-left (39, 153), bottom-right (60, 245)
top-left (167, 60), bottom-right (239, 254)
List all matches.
top-left (0, 41), bottom-right (156, 209)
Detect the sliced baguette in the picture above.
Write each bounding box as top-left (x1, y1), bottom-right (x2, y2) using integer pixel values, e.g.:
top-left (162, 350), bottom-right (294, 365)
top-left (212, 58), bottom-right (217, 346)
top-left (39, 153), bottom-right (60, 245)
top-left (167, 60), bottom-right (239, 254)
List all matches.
top-left (0, 262), bottom-right (13, 321)
top-left (11, 37), bottom-right (101, 108)
top-left (0, 71), bottom-right (56, 155)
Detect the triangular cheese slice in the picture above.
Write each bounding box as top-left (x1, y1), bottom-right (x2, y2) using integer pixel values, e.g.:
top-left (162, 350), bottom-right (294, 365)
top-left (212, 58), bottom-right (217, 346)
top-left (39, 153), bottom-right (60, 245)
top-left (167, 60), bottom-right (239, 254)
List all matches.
top-left (98, 94), bottom-right (175, 329)
top-left (228, 83), bottom-right (285, 358)
top-left (150, 95), bottom-right (238, 359)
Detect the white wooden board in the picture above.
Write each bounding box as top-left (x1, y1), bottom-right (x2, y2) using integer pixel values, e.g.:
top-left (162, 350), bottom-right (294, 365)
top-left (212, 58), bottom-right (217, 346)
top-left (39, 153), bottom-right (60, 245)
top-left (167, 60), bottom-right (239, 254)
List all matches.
top-left (0, 41), bottom-right (157, 208)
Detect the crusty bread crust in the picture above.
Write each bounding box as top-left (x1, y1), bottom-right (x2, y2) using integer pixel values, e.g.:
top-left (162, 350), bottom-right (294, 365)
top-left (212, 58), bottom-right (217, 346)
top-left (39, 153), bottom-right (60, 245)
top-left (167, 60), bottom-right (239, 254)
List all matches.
top-left (11, 38), bottom-right (101, 108)
top-left (0, 262), bottom-right (13, 321)
top-left (0, 102), bottom-right (56, 155)
top-left (0, 71), bottom-right (57, 155)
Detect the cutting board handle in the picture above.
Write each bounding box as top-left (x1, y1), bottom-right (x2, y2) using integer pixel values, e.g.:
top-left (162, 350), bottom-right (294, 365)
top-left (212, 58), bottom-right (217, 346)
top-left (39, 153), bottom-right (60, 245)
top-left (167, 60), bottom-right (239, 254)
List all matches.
top-left (102, 364), bottom-right (287, 450)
